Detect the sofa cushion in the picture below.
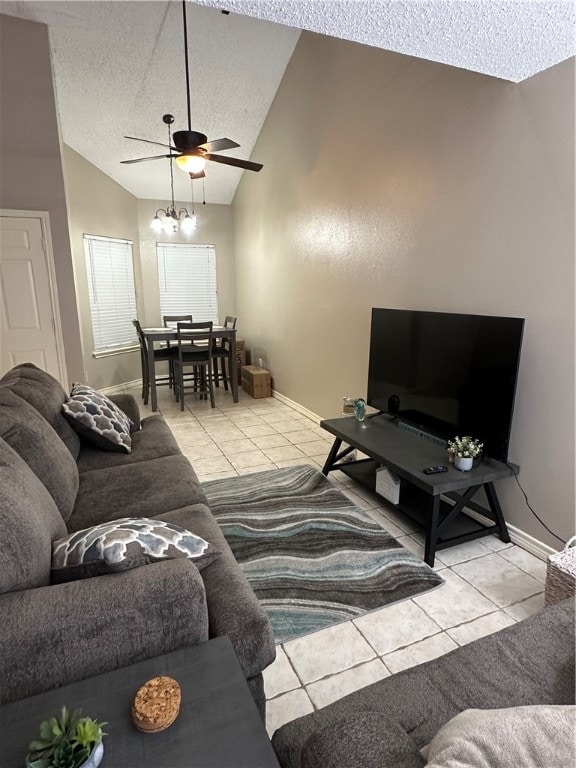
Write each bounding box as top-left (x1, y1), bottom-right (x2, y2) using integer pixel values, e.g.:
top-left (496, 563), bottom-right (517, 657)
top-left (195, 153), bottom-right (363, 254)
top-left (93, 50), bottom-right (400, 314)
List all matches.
top-left (421, 705), bottom-right (576, 768)
top-left (62, 384), bottom-right (132, 453)
top-left (108, 393), bottom-right (141, 432)
top-left (76, 415), bottom-right (182, 473)
top-left (68, 454), bottom-right (210, 532)
top-left (0, 438), bottom-right (67, 594)
top-left (0, 388), bottom-right (79, 523)
top-left (51, 517), bottom-right (221, 583)
top-left (0, 363), bottom-right (80, 459)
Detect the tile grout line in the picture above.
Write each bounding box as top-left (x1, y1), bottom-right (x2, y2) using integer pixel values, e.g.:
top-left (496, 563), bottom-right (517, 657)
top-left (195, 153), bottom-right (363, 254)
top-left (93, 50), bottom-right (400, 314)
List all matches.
top-left (266, 653), bottom-right (391, 704)
top-left (352, 617), bottom-right (399, 675)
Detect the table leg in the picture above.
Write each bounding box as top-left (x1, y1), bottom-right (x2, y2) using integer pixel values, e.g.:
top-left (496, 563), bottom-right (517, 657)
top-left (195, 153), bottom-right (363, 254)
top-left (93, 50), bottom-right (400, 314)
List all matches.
top-left (484, 482), bottom-right (511, 543)
top-left (424, 496), bottom-right (441, 567)
top-left (147, 338), bottom-right (158, 412)
top-left (321, 438), bottom-right (343, 475)
top-left (229, 334), bottom-right (238, 403)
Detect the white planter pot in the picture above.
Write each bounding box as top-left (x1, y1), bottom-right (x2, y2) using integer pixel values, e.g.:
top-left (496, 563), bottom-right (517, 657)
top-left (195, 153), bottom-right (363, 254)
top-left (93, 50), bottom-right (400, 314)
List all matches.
top-left (27, 742), bottom-right (103, 768)
top-left (80, 743), bottom-right (104, 768)
top-left (455, 455), bottom-right (473, 471)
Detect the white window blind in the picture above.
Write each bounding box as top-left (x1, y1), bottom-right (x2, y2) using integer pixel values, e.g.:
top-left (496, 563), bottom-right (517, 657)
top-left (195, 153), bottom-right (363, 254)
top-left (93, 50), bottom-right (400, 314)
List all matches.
top-left (83, 235), bottom-right (137, 351)
top-left (157, 243), bottom-right (219, 323)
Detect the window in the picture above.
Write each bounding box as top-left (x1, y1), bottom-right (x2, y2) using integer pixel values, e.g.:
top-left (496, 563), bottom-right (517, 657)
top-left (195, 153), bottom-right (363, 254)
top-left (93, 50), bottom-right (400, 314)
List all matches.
top-left (83, 235), bottom-right (137, 351)
top-left (157, 243), bottom-right (219, 323)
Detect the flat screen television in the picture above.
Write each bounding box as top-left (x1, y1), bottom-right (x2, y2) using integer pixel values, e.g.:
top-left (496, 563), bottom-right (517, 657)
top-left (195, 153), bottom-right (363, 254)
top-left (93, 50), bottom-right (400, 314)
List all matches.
top-left (367, 308), bottom-right (525, 462)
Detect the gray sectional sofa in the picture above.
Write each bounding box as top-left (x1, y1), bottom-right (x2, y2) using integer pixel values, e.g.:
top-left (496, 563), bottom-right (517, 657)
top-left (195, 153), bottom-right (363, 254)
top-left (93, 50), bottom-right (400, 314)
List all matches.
top-left (0, 363), bottom-right (275, 715)
top-left (272, 598), bottom-right (575, 767)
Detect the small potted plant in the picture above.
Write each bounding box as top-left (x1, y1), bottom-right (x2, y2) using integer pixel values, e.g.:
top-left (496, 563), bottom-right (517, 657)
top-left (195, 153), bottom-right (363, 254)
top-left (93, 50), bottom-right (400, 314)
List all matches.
top-left (447, 436), bottom-right (484, 471)
top-left (27, 706), bottom-right (106, 768)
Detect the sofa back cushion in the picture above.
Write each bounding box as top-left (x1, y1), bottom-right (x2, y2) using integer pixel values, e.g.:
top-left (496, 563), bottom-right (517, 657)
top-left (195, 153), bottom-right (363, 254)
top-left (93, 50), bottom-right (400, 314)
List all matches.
top-left (0, 438), bottom-right (67, 594)
top-left (0, 389), bottom-right (79, 523)
top-left (0, 363), bottom-right (80, 459)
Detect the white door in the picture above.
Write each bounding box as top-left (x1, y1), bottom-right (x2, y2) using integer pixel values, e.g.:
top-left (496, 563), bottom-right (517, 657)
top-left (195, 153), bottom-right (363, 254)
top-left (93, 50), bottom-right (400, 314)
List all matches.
top-left (0, 213), bottom-right (66, 382)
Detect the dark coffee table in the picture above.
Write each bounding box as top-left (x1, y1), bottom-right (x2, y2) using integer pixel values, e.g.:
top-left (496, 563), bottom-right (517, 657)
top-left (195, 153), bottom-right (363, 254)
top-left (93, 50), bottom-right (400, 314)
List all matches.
top-left (0, 636), bottom-right (279, 768)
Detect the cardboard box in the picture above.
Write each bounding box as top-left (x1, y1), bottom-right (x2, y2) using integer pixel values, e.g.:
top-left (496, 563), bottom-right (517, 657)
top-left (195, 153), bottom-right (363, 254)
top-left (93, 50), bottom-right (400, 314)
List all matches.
top-left (235, 339), bottom-right (246, 383)
top-left (375, 466), bottom-right (401, 505)
top-left (241, 365), bottom-right (271, 399)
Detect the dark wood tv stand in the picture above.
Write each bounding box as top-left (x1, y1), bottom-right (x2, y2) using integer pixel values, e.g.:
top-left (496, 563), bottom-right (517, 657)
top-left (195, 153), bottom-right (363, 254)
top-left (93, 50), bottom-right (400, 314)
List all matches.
top-left (320, 415), bottom-right (518, 566)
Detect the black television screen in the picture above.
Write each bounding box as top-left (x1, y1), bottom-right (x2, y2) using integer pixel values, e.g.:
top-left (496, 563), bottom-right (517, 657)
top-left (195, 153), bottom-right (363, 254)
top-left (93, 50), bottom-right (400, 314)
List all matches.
top-left (367, 308), bottom-right (525, 462)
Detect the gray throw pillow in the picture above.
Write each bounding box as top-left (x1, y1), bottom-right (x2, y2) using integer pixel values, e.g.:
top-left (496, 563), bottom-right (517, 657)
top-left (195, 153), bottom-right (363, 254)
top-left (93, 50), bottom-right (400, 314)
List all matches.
top-left (51, 517), bottom-right (221, 583)
top-left (62, 383), bottom-right (132, 453)
top-left (421, 705), bottom-right (576, 768)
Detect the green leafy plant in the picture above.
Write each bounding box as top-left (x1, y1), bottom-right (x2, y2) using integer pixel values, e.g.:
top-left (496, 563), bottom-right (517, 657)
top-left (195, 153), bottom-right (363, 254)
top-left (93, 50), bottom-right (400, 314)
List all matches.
top-left (27, 706), bottom-right (106, 768)
top-left (447, 435), bottom-right (484, 459)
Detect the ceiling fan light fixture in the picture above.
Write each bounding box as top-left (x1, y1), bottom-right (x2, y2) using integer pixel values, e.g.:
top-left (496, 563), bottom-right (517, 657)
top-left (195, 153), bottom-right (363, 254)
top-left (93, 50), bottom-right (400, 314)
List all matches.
top-left (121, 2), bottom-right (263, 182)
top-left (175, 154), bottom-right (207, 174)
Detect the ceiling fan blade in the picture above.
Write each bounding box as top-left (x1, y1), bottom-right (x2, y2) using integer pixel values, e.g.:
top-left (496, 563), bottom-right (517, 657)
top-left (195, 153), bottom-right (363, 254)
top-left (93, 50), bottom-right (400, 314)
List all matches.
top-left (189, 171), bottom-right (206, 180)
top-left (120, 154), bottom-right (176, 164)
top-left (199, 138), bottom-right (240, 153)
top-left (125, 136), bottom-right (177, 151)
top-left (204, 153), bottom-right (263, 172)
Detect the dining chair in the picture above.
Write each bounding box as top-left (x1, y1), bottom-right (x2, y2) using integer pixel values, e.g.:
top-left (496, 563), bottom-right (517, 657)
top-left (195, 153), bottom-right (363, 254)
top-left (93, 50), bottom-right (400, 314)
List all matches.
top-left (173, 322), bottom-right (215, 410)
top-left (163, 314), bottom-right (193, 385)
top-left (212, 315), bottom-right (237, 391)
top-left (163, 314), bottom-right (193, 331)
top-left (132, 319), bottom-right (177, 405)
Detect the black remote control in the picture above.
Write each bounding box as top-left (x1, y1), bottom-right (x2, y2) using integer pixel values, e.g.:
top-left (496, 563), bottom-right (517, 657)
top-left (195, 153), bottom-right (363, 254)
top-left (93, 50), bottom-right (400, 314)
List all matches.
top-left (423, 465), bottom-right (448, 474)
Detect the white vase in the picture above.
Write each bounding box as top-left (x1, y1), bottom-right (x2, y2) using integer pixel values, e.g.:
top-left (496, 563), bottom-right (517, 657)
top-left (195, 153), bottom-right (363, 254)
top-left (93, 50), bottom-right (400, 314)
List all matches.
top-left (455, 455), bottom-right (473, 471)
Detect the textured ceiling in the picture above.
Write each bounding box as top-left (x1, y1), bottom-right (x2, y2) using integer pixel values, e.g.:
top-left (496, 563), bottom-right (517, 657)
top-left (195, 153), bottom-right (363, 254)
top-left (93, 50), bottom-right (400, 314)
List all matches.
top-left (0, 1), bottom-right (574, 204)
top-left (198, 0), bottom-right (576, 83)
top-left (0, 1), bottom-right (300, 205)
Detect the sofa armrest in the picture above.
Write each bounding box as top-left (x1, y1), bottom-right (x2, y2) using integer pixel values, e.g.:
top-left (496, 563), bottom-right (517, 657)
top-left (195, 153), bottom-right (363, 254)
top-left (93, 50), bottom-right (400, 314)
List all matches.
top-left (295, 713), bottom-right (425, 768)
top-left (155, 507), bottom-right (276, 679)
top-left (0, 559), bottom-right (208, 705)
top-left (108, 393), bottom-right (141, 432)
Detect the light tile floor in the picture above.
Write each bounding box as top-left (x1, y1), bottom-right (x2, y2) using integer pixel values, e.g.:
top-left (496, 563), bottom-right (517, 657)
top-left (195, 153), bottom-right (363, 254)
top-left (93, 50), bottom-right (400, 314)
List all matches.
top-left (125, 384), bottom-right (548, 738)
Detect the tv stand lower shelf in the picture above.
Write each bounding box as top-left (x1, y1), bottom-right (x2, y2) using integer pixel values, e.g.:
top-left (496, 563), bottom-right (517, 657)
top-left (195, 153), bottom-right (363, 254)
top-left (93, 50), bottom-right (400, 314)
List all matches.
top-left (320, 417), bottom-right (517, 566)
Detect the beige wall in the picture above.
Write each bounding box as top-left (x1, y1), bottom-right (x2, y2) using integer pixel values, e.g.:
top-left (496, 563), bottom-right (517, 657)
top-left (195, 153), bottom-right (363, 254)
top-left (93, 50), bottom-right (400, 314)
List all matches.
top-left (0, 14), bottom-right (83, 383)
top-left (62, 146), bottom-right (143, 390)
top-left (232, 33), bottom-right (575, 547)
top-left (137, 199), bottom-right (236, 328)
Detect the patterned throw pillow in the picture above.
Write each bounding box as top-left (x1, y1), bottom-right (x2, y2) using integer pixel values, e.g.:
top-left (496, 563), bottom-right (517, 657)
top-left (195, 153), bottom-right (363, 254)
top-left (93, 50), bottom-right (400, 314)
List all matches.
top-left (51, 517), bottom-right (221, 584)
top-left (62, 384), bottom-right (133, 453)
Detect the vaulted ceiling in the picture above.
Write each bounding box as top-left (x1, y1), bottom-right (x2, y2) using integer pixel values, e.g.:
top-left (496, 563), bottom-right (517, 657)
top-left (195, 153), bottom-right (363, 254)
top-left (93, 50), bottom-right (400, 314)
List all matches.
top-left (1, 1), bottom-right (574, 204)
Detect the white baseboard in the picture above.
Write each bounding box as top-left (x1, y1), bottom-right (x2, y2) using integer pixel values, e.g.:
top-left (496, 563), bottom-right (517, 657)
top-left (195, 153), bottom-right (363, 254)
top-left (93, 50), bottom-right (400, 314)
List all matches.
top-left (272, 389), bottom-right (322, 424)
top-left (99, 379), bottom-right (142, 395)
top-left (506, 524), bottom-right (556, 561)
top-left (465, 509), bottom-right (555, 561)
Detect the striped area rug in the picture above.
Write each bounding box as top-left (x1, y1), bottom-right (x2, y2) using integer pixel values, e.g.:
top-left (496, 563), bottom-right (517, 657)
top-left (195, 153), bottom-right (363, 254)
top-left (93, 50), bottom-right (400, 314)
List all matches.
top-left (202, 465), bottom-right (444, 643)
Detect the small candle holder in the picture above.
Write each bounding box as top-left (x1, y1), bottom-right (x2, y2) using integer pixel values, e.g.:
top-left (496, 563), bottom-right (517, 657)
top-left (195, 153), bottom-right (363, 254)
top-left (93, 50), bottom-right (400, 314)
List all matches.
top-left (342, 396), bottom-right (356, 416)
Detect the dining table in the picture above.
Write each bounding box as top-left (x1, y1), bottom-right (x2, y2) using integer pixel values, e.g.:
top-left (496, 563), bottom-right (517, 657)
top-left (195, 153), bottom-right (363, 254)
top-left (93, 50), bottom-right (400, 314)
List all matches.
top-left (141, 326), bottom-right (238, 412)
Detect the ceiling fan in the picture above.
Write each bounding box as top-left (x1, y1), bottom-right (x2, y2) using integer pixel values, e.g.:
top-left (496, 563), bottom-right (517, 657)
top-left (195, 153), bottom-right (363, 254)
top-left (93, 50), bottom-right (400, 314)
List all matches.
top-left (120, 0), bottom-right (263, 178)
